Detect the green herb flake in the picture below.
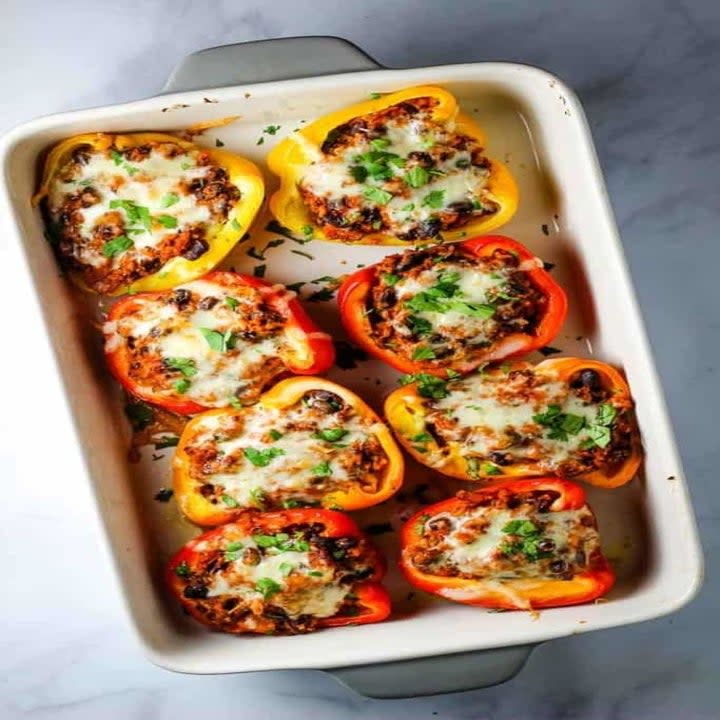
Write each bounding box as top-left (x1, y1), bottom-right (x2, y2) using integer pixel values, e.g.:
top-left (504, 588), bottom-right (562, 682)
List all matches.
top-left (243, 446), bottom-right (286, 467)
top-left (124, 402), bottom-right (154, 431)
top-left (412, 345), bottom-right (436, 361)
top-left (174, 561), bottom-right (191, 578)
top-left (290, 249), bottom-right (314, 260)
top-left (363, 186), bottom-right (393, 206)
top-left (269, 429), bottom-right (284, 441)
top-left (164, 357), bottom-right (197, 378)
top-left (255, 577), bottom-right (282, 599)
top-left (199, 328), bottom-right (235, 352)
top-left (173, 378), bottom-right (191, 394)
top-left (221, 494), bottom-right (240, 508)
top-left (264, 124), bottom-right (281, 135)
top-left (156, 214), bottom-right (178, 229)
top-left (312, 428), bottom-right (348, 443)
top-left (382, 273), bottom-right (400, 286)
top-left (369, 92), bottom-right (382, 99)
top-left (278, 562), bottom-right (294, 577)
top-left (225, 296), bottom-right (239, 310)
top-left (230, 218), bottom-right (242, 231)
top-left (101, 235), bottom-right (134, 258)
top-left (422, 190), bottom-right (446, 209)
top-left (161, 192), bottom-right (180, 208)
top-left (154, 436), bottom-right (179, 450)
top-left (482, 462), bottom-right (502, 476)
top-left (404, 166), bottom-right (429, 189)
top-left (256, 136), bottom-right (265, 146)
top-left (399, 373), bottom-right (449, 400)
top-left (310, 460), bottom-right (332, 477)
top-left (250, 488), bottom-right (266, 508)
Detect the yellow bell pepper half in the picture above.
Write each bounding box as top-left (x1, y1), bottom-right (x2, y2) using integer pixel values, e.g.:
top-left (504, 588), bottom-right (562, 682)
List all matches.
top-left (34, 132), bottom-right (264, 295)
top-left (267, 86), bottom-right (518, 246)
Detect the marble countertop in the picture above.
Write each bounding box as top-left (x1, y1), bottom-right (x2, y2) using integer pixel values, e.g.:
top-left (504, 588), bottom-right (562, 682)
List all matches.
top-left (1, 1), bottom-right (718, 717)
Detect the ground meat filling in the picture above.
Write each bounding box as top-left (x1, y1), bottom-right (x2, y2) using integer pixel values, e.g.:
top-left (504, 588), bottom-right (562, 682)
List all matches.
top-left (299, 97), bottom-right (500, 242)
top-left (410, 489), bottom-right (604, 581)
top-left (108, 282), bottom-right (290, 407)
top-left (418, 368), bottom-right (636, 477)
top-left (173, 521), bottom-right (376, 635)
top-left (46, 142), bottom-right (240, 293)
top-left (183, 389), bottom-right (389, 509)
top-left (366, 244), bottom-right (546, 366)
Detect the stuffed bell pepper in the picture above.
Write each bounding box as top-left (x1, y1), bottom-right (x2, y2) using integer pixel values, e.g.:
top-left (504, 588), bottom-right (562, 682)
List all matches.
top-left (268, 86), bottom-right (517, 245)
top-left (400, 478), bottom-right (615, 610)
top-left (174, 376), bottom-right (404, 524)
top-left (167, 509), bottom-right (391, 634)
top-left (104, 271), bottom-right (335, 414)
top-left (338, 236), bottom-right (567, 375)
top-left (385, 358), bottom-right (642, 488)
top-left (34, 132), bottom-right (264, 295)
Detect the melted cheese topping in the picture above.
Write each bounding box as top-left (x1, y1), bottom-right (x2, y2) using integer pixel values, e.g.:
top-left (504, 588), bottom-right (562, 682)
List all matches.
top-left (392, 262), bottom-right (511, 341)
top-left (188, 400), bottom-right (384, 505)
top-left (106, 278), bottom-right (290, 407)
top-left (205, 538), bottom-right (347, 618)
top-left (300, 109), bottom-right (493, 234)
top-left (427, 371), bottom-right (611, 471)
top-left (47, 145), bottom-right (213, 267)
top-left (422, 506), bottom-right (598, 581)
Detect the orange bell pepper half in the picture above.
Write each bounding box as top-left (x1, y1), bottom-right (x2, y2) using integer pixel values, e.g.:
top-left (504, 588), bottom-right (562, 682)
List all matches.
top-left (400, 478), bottom-right (615, 610)
top-left (385, 357), bottom-right (642, 488)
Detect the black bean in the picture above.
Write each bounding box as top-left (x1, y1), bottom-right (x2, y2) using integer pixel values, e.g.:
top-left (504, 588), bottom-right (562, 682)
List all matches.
top-left (549, 560), bottom-right (568, 575)
top-left (302, 390), bottom-right (344, 414)
top-left (427, 517), bottom-right (452, 533)
top-left (199, 483), bottom-right (215, 497)
top-left (198, 296), bottom-right (218, 310)
top-left (222, 598), bottom-right (239, 611)
top-left (488, 451), bottom-right (511, 466)
top-left (406, 151), bottom-right (433, 167)
top-left (379, 287), bottom-right (396, 307)
top-left (183, 584), bottom-right (208, 599)
top-left (171, 288), bottom-right (192, 308)
top-left (183, 237), bottom-right (209, 260)
top-left (537, 539), bottom-right (556, 552)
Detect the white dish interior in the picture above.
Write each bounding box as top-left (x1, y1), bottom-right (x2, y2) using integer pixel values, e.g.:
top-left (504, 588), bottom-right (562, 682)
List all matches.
top-left (0, 62), bottom-right (701, 673)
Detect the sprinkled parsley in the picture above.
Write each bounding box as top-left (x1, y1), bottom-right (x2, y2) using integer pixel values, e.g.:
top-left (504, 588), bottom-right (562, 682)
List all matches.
top-left (101, 235), bottom-right (134, 258)
top-left (199, 328), bottom-right (236, 352)
top-left (255, 577), bottom-right (282, 599)
top-left (363, 186), bottom-right (393, 206)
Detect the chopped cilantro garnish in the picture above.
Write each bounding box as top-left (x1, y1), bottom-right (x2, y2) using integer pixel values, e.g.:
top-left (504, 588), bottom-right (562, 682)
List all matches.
top-left (310, 460), bottom-right (332, 477)
top-left (369, 92), bottom-right (382, 99)
top-left (269, 429), bottom-right (284, 441)
top-left (255, 577), bottom-right (282, 599)
top-left (225, 296), bottom-right (239, 310)
top-left (412, 345), bottom-right (436, 361)
top-left (399, 373), bottom-right (449, 400)
top-left (156, 214), bottom-right (178, 229)
top-left (370, 137), bottom-right (391, 150)
top-left (154, 436), bottom-right (179, 450)
top-left (406, 314), bottom-right (433, 337)
top-left (312, 428), bottom-right (349, 443)
top-left (243, 447), bottom-right (286, 467)
top-left (382, 273), bottom-right (400, 286)
top-left (101, 235), bottom-right (134, 258)
top-left (363, 186), bottom-right (393, 206)
top-left (164, 357), bottom-right (197, 378)
top-left (221, 494), bottom-right (239, 508)
top-left (161, 192), bottom-right (180, 208)
top-left (174, 561), bottom-right (191, 578)
top-left (199, 328), bottom-right (236, 352)
top-left (264, 124), bottom-right (281, 135)
top-left (404, 166), bottom-right (429, 188)
top-left (279, 562), bottom-right (294, 577)
top-left (249, 487), bottom-right (266, 508)
top-left (422, 190), bottom-right (446, 209)
top-left (173, 378), bottom-right (191, 394)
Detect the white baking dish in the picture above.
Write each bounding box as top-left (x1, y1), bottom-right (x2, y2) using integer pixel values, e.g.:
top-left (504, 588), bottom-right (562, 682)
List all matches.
top-left (0, 37), bottom-right (702, 698)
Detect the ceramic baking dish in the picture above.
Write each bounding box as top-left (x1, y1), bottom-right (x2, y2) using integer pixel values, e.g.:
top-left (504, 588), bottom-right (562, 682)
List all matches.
top-left (0, 37), bottom-right (702, 698)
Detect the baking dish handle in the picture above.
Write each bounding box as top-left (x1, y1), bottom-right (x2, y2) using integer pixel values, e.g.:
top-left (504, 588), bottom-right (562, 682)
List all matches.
top-left (162, 36), bottom-right (382, 94)
top-left (327, 643), bottom-right (536, 698)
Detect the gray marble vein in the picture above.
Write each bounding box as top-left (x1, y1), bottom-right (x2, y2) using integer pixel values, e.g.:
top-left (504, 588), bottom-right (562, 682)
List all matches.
top-left (1, 0), bottom-right (718, 718)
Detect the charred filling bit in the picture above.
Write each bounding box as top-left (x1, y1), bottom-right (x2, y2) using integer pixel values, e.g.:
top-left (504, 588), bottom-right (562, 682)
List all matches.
top-left (109, 282), bottom-right (289, 407)
top-left (410, 489), bottom-right (603, 581)
top-left (173, 521), bottom-right (377, 635)
top-left (45, 142), bottom-right (241, 293)
top-left (366, 244), bottom-right (546, 366)
top-left (184, 389), bottom-right (389, 510)
top-left (298, 97), bottom-right (499, 242)
top-left (416, 367), bottom-right (636, 477)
